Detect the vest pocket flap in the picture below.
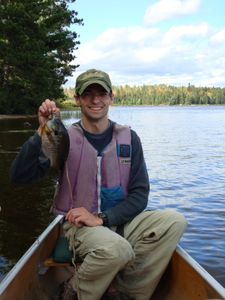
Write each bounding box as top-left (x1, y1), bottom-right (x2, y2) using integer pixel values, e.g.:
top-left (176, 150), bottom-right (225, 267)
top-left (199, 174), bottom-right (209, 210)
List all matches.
top-left (101, 186), bottom-right (125, 211)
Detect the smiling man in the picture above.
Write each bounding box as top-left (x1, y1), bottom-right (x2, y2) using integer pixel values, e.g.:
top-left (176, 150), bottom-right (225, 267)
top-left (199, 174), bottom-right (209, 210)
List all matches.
top-left (10, 69), bottom-right (187, 300)
top-left (75, 69), bottom-right (113, 132)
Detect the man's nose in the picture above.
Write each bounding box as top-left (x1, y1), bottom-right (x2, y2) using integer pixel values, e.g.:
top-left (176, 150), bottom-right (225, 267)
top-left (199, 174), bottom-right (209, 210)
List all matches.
top-left (91, 94), bottom-right (101, 102)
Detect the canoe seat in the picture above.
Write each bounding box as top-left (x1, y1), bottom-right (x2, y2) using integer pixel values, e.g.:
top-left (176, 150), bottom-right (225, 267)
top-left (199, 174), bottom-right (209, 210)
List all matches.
top-left (43, 258), bottom-right (71, 267)
top-left (43, 257), bottom-right (83, 267)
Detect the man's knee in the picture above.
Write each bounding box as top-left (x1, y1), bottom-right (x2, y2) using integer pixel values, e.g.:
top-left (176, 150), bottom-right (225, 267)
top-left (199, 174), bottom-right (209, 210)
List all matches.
top-left (104, 236), bottom-right (135, 268)
top-left (77, 233), bottom-right (135, 279)
top-left (164, 209), bottom-right (187, 236)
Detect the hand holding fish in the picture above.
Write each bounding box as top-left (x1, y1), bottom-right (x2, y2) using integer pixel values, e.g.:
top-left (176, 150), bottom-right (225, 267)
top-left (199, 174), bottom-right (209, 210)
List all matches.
top-left (37, 99), bottom-right (70, 170)
top-left (66, 207), bottom-right (103, 228)
top-left (38, 99), bottom-right (60, 127)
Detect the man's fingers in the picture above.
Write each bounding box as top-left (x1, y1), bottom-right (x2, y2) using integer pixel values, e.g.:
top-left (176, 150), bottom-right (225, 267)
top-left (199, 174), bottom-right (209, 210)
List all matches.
top-left (66, 211), bottom-right (81, 224)
top-left (73, 216), bottom-right (83, 228)
top-left (38, 99), bottom-right (58, 116)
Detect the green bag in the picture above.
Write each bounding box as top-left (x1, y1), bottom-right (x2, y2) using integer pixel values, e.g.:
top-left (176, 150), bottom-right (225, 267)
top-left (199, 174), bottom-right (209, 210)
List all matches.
top-left (51, 236), bottom-right (73, 263)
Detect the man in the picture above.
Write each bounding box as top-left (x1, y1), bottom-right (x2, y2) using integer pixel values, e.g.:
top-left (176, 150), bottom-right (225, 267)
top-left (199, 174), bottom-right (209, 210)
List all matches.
top-left (11, 69), bottom-right (187, 300)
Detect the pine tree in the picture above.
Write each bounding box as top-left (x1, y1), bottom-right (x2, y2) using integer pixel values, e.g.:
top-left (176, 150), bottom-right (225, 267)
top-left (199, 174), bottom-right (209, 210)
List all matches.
top-left (0, 0), bottom-right (83, 114)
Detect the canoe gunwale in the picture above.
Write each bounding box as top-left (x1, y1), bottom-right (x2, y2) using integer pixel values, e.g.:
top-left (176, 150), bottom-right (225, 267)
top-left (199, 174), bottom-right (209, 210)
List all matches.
top-left (0, 214), bottom-right (64, 295)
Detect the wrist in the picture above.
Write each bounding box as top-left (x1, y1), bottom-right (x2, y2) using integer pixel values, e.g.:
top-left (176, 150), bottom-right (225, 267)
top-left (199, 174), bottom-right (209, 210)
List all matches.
top-left (97, 212), bottom-right (109, 226)
top-left (96, 216), bottom-right (103, 226)
top-left (37, 126), bottom-right (43, 136)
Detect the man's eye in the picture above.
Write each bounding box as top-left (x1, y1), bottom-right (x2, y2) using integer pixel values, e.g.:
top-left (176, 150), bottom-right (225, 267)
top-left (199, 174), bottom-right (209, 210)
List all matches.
top-left (81, 91), bottom-right (109, 98)
top-left (82, 92), bottom-right (91, 97)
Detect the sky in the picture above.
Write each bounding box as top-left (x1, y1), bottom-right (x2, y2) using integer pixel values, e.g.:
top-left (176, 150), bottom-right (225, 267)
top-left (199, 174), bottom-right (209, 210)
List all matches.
top-left (66, 0), bottom-right (225, 88)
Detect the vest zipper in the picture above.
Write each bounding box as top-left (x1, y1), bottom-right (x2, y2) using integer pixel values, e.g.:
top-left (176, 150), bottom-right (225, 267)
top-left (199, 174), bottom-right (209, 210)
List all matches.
top-left (97, 156), bottom-right (102, 213)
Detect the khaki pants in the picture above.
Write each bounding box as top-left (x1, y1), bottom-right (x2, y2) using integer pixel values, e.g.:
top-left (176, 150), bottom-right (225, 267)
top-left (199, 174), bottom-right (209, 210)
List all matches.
top-left (67, 209), bottom-right (187, 300)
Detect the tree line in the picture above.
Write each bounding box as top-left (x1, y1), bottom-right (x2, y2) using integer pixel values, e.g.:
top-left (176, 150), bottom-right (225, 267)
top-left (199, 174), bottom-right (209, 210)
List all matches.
top-left (64, 84), bottom-right (225, 106)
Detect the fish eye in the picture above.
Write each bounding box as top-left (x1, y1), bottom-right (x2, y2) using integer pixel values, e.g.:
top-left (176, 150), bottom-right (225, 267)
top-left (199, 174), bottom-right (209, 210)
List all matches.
top-left (54, 130), bottom-right (59, 135)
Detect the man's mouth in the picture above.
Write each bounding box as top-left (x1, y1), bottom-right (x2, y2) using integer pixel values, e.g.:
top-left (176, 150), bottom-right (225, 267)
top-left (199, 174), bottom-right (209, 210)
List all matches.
top-left (88, 106), bottom-right (103, 111)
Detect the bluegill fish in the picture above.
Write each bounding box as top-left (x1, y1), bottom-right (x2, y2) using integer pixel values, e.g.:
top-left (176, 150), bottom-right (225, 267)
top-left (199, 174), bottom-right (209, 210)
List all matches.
top-left (41, 114), bottom-right (70, 170)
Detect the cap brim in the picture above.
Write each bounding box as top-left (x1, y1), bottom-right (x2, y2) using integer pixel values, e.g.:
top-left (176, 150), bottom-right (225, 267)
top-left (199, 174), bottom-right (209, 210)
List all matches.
top-left (79, 79), bottom-right (111, 95)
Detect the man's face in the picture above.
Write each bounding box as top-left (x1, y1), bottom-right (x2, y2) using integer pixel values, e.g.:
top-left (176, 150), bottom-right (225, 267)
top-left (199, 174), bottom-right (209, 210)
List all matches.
top-left (75, 84), bottom-right (113, 122)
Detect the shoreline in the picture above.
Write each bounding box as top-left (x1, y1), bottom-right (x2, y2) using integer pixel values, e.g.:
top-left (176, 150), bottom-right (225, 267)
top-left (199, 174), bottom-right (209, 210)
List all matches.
top-left (0, 114), bottom-right (36, 120)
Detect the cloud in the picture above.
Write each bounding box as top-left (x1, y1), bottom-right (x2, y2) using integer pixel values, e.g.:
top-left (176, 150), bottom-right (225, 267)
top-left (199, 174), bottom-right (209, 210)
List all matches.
top-left (162, 22), bottom-right (209, 44)
top-left (210, 29), bottom-right (225, 44)
top-left (66, 2), bottom-right (225, 88)
top-left (144, 0), bottom-right (201, 25)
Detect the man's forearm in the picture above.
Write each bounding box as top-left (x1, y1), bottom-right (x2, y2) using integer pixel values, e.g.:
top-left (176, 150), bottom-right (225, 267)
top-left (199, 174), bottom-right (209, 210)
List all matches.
top-left (10, 132), bottom-right (50, 183)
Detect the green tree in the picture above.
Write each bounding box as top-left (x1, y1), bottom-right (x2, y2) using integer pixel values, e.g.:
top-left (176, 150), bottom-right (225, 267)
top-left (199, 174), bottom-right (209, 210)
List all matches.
top-left (0, 0), bottom-right (83, 114)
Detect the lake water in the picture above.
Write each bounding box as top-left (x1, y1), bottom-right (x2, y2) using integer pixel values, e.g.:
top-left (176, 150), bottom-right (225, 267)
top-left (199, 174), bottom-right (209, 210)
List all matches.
top-left (0, 106), bottom-right (225, 287)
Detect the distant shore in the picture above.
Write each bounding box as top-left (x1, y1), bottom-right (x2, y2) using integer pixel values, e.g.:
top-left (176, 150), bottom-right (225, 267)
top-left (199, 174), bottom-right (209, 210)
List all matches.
top-left (0, 114), bottom-right (35, 120)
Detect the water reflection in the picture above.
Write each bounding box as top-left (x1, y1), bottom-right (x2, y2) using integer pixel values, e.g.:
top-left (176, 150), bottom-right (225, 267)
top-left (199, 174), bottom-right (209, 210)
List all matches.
top-left (0, 106), bottom-right (225, 286)
top-left (0, 116), bottom-right (54, 278)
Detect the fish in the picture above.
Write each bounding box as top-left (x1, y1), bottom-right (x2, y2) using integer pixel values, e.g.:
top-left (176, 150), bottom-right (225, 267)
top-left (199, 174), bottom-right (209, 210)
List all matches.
top-left (41, 114), bottom-right (70, 171)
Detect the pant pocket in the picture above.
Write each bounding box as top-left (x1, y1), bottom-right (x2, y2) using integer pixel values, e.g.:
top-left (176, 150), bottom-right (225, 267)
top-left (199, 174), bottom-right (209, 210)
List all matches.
top-left (142, 227), bottom-right (165, 242)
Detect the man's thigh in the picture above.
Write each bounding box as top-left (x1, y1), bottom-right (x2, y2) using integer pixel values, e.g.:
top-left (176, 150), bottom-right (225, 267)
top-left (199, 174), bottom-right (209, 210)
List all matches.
top-left (75, 225), bottom-right (132, 257)
top-left (124, 209), bottom-right (186, 247)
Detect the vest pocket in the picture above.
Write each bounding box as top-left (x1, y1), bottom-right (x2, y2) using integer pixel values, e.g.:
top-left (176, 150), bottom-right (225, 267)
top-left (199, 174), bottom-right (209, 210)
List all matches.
top-left (100, 185), bottom-right (125, 211)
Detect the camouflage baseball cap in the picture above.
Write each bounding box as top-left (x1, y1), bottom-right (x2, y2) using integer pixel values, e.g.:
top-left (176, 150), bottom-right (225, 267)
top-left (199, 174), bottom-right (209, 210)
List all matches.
top-left (75, 69), bottom-right (112, 95)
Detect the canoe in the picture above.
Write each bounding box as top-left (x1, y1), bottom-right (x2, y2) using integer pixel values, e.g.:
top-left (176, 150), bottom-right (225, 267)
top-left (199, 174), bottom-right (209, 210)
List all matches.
top-left (0, 215), bottom-right (224, 300)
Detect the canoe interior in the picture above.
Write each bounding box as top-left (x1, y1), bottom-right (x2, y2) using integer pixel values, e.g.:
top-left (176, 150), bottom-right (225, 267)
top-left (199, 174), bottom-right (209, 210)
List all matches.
top-left (151, 250), bottom-right (224, 300)
top-left (0, 216), bottom-right (224, 300)
top-left (0, 217), bottom-right (66, 300)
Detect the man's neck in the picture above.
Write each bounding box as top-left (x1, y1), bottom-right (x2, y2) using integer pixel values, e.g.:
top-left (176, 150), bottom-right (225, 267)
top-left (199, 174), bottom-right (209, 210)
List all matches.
top-left (81, 118), bottom-right (110, 134)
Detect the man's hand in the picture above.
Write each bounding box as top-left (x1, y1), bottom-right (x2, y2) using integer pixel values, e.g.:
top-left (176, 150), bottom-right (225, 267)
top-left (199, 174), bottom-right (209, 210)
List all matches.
top-left (65, 207), bottom-right (103, 228)
top-left (37, 99), bottom-right (60, 129)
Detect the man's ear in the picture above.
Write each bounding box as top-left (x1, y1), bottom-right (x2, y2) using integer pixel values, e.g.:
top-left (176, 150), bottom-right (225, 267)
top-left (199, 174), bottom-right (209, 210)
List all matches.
top-left (110, 92), bottom-right (114, 104)
top-left (74, 95), bottom-right (81, 106)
